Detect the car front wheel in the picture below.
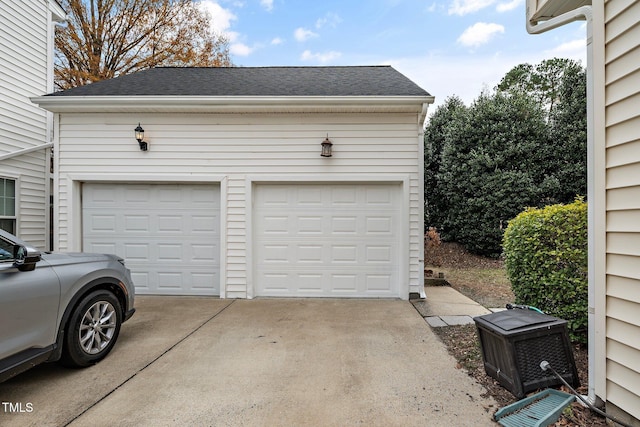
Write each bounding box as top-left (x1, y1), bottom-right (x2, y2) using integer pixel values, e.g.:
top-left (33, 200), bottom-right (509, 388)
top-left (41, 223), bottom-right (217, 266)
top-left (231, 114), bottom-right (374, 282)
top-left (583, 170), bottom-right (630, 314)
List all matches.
top-left (60, 290), bottom-right (122, 367)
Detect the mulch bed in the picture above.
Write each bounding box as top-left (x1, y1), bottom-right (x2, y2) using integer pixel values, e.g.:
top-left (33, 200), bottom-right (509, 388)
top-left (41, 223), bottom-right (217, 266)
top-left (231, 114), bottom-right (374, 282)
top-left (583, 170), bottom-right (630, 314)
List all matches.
top-left (432, 325), bottom-right (607, 426)
top-left (426, 239), bottom-right (609, 426)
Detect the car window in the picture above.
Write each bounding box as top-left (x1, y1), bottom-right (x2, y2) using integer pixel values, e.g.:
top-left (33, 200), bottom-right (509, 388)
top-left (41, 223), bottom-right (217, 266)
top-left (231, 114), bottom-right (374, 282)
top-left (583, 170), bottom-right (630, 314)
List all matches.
top-left (0, 238), bottom-right (14, 261)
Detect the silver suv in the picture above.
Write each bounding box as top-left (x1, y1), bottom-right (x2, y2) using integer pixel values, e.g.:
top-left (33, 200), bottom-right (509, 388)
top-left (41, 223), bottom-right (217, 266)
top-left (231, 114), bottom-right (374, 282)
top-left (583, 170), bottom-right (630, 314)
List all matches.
top-left (0, 230), bottom-right (135, 382)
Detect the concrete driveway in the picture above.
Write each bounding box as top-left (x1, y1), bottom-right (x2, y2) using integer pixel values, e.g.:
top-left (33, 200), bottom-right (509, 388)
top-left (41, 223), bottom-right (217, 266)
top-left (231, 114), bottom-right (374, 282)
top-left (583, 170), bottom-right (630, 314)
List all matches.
top-left (0, 297), bottom-right (496, 426)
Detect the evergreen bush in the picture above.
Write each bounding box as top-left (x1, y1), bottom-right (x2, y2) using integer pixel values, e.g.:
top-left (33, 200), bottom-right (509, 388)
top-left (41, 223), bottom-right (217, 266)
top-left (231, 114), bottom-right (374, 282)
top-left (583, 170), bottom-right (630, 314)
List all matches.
top-left (503, 199), bottom-right (588, 342)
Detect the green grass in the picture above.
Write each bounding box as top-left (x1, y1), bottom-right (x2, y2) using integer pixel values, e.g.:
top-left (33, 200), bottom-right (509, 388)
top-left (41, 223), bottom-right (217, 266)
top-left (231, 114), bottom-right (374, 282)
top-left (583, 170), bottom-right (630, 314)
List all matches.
top-left (428, 266), bottom-right (514, 309)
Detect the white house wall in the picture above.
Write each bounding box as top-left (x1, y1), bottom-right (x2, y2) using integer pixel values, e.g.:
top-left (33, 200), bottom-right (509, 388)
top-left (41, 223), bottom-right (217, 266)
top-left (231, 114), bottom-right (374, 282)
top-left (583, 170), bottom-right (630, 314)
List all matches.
top-left (602, 0), bottom-right (640, 419)
top-left (0, 1), bottom-right (55, 247)
top-left (54, 112), bottom-right (424, 299)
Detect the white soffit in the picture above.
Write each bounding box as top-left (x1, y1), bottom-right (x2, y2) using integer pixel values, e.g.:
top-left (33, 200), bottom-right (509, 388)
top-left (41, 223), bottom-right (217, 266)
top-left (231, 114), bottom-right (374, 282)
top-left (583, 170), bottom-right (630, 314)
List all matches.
top-left (529, 0), bottom-right (591, 22)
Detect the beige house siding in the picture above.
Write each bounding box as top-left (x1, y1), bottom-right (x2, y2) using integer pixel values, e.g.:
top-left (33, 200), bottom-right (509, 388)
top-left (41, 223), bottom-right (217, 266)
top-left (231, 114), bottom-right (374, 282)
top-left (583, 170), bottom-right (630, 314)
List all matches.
top-left (53, 111), bottom-right (424, 298)
top-left (603, 0), bottom-right (640, 419)
top-left (0, 0), bottom-right (62, 247)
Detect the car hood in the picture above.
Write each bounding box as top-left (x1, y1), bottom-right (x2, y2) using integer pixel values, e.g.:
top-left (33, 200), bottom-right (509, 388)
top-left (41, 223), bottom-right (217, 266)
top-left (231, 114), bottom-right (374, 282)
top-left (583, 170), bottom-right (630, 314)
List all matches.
top-left (41, 252), bottom-right (121, 267)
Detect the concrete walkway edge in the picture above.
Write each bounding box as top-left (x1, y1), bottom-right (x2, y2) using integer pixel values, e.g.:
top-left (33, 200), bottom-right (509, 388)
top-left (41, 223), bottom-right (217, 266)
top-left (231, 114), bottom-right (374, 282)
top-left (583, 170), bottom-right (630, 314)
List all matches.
top-left (412, 286), bottom-right (505, 327)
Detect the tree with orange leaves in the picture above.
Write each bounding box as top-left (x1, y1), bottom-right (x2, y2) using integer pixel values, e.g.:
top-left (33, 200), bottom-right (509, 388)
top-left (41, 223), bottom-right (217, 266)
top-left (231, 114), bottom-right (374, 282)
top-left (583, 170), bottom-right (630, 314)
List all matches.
top-left (55, 0), bottom-right (233, 90)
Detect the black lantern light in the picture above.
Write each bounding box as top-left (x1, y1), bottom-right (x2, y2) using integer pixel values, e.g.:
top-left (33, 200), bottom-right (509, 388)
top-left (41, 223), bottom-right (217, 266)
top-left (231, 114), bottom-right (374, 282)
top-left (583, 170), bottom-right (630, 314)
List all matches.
top-left (134, 123), bottom-right (148, 151)
top-left (321, 136), bottom-right (333, 157)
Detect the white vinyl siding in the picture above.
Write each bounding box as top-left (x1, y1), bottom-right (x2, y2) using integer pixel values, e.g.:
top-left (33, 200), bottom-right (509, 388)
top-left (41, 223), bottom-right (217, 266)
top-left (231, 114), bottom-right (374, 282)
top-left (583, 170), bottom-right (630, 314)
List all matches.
top-left (604, 0), bottom-right (640, 419)
top-left (0, 1), bottom-right (52, 247)
top-left (54, 112), bottom-right (423, 299)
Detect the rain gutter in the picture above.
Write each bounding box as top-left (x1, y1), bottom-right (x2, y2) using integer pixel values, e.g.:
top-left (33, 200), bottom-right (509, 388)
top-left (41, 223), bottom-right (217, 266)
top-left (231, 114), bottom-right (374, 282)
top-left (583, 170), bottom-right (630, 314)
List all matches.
top-left (525, 1), bottom-right (599, 407)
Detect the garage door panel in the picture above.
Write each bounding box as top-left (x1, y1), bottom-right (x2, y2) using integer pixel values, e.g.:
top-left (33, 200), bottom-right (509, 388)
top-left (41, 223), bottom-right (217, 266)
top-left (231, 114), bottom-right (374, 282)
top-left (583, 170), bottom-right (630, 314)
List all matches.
top-left (298, 245), bottom-right (323, 263)
top-left (83, 183), bottom-right (220, 296)
top-left (254, 183), bottom-right (401, 297)
top-left (85, 242), bottom-right (117, 254)
top-left (332, 274), bottom-right (358, 292)
top-left (85, 215), bottom-right (116, 232)
top-left (331, 216), bottom-right (358, 234)
top-left (330, 187), bottom-right (358, 205)
top-left (298, 274), bottom-right (324, 292)
top-left (366, 216), bottom-right (394, 234)
top-left (298, 216), bottom-right (324, 234)
top-left (366, 246), bottom-right (392, 263)
top-left (192, 215), bottom-right (219, 233)
top-left (124, 243), bottom-right (150, 261)
top-left (366, 274), bottom-right (393, 292)
top-left (298, 188), bottom-right (323, 205)
top-left (157, 215), bottom-right (182, 232)
top-left (125, 215), bottom-right (150, 232)
top-left (261, 216), bottom-right (289, 234)
top-left (365, 186), bottom-right (395, 205)
top-left (262, 273), bottom-right (289, 292)
top-left (157, 244), bottom-right (183, 261)
top-left (131, 271), bottom-right (150, 292)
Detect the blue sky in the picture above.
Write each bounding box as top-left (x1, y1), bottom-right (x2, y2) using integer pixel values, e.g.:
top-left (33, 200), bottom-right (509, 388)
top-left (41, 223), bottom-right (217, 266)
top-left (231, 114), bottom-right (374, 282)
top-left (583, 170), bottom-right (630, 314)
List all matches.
top-left (200, 0), bottom-right (587, 114)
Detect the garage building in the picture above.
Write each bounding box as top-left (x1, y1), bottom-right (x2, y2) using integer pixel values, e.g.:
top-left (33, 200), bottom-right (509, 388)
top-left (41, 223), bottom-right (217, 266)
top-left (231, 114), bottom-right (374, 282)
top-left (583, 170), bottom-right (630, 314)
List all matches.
top-left (33, 66), bottom-right (434, 299)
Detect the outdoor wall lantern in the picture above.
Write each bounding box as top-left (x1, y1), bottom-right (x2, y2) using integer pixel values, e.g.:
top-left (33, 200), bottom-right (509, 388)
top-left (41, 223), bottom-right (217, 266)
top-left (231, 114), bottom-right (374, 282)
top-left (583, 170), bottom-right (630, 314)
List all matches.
top-left (321, 135), bottom-right (333, 157)
top-left (134, 123), bottom-right (148, 151)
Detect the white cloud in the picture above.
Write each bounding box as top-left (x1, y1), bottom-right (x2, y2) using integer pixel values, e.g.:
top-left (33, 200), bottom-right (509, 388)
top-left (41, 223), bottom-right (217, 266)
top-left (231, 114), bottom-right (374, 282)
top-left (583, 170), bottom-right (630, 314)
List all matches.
top-left (496, 0), bottom-right (523, 12)
top-left (260, 0), bottom-right (274, 11)
top-left (316, 12), bottom-right (342, 29)
top-left (448, 0), bottom-right (495, 16)
top-left (199, 0), bottom-right (237, 36)
top-left (231, 43), bottom-right (253, 56)
top-left (543, 39), bottom-right (587, 64)
top-left (457, 22), bottom-right (505, 47)
top-left (224, 31), bottom-right (242, 43)
top-left (300, 50), bottom-right (342, 63)
top-left (271, 37), bottom-right (284, 45)
top-left (294, 27), bottom-right (319, 42)
top-left (384, 37), bottom-right (587, 118)
top-left (384, 54), bottom-right (517, 116)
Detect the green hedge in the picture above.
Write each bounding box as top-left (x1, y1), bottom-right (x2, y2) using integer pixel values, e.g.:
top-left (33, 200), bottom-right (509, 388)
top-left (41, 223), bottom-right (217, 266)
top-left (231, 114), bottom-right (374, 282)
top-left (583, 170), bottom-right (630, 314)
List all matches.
top-left (503, 199), bottom-right (588, 343)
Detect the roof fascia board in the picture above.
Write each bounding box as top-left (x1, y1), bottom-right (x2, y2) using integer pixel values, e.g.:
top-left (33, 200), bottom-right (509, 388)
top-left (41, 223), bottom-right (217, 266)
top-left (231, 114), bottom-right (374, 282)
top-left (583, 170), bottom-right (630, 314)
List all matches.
top-left (48, 0), bottom-right (67, 22)
top-left (32, 95), bottom-right (435, 114)
top-left (526, 0), bottom-right (591, 33)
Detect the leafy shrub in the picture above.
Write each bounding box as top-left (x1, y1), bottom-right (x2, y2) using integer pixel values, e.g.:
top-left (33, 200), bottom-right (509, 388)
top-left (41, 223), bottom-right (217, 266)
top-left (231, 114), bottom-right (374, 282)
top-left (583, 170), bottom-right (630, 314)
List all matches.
top-left (424, 59), bottom-right (587, 257)
top-left (425, 227), bottom-right (443, 267)
top-left (503, 199), bottom-right (587, 342)
top-left (438, 91), bottom-right (549, 257)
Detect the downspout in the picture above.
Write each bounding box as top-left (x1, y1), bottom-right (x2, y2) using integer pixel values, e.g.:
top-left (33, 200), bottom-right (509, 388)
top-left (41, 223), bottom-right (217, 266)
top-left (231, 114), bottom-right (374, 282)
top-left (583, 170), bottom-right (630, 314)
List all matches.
top-left (419, 99), bottom-right (434, 299)
top-left (526, 2), bottom-right (598, 406)
top-left (0, 143), bottom-right (54, 161)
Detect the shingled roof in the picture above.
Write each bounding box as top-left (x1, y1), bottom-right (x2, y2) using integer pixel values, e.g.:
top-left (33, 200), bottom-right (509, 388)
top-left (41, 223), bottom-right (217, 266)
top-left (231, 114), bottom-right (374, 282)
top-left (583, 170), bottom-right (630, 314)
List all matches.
top-left (48, 66), bottom-right (430, 97)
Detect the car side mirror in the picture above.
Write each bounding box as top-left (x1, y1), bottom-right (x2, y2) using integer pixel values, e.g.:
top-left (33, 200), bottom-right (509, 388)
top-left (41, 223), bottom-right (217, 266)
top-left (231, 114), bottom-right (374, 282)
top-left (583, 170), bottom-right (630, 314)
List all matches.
top-left (14, 245), bottom-right (41, 272)
top-left (15, 246), bottom-right (26, 263)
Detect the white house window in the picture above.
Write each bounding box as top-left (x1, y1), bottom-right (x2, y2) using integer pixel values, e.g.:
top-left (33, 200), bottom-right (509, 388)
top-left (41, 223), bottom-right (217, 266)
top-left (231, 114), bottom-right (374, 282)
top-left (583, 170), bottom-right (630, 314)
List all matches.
top-left (0, 178), bottom-right (16, 234)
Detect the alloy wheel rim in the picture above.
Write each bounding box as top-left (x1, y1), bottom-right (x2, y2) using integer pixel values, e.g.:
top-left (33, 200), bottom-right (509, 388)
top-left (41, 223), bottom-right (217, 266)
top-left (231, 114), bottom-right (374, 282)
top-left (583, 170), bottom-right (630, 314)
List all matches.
top-left (79, 301), bottom-right (116, 355)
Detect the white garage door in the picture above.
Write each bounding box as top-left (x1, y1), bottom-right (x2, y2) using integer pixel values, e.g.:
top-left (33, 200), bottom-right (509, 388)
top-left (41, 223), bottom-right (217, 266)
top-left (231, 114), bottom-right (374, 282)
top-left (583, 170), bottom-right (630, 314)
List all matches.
top-left (82, 183), bottom-right (220, 295)
top-left (254, 183), bottom-right (402, 297)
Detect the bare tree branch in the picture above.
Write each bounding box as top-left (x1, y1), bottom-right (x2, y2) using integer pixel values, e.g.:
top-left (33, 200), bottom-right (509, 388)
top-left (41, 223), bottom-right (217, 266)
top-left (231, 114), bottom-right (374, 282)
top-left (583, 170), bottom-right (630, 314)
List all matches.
top-left (55, 0), bottom-right (233, 90)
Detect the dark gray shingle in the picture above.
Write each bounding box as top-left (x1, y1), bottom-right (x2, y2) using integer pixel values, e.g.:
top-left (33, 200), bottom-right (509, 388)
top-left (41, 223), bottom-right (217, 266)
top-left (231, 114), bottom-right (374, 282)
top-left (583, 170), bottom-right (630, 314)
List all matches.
top-left (49, 66), bottom-right (430, 97)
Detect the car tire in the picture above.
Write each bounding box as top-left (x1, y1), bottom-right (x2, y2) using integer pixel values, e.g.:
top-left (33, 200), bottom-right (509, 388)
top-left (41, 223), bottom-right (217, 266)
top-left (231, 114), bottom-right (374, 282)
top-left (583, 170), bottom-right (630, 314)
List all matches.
top-left (60, 290), bottom-right (122, 368)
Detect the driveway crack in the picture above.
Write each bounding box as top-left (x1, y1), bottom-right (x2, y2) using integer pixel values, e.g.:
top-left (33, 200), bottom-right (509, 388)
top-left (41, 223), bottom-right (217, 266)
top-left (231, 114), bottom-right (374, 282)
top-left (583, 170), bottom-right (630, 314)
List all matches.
top-left (63, 299), bottom-right (237, 426)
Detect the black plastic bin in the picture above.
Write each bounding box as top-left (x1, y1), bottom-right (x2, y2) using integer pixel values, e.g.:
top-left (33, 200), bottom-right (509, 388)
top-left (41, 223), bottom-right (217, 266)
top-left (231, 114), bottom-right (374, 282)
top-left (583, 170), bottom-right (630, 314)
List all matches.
top-left (474, 309), bottom-right (579, 398)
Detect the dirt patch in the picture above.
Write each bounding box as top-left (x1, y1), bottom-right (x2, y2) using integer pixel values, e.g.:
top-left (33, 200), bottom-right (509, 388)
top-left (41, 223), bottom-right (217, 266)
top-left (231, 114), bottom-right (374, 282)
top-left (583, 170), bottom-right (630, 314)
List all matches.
top-left (426, 241), bottom-right (514, 308)
top-left (426, 239), bottom-right (504, 270)
top-left (426, 241), bottom-right (608, 426)
top-left (433, 325), bottom-right (607, 426)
